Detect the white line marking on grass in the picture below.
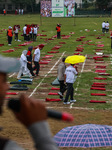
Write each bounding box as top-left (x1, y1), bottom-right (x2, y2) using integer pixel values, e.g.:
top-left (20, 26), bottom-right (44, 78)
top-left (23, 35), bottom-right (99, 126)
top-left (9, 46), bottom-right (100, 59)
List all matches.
top-left (9, 73), bottom-right (15, 78)
top-left (29, 51), bottom-right (66, 97)
top-left (47, 106), bottom-right (94, 110)
top-left (70, 54), bottom-right (87, 108)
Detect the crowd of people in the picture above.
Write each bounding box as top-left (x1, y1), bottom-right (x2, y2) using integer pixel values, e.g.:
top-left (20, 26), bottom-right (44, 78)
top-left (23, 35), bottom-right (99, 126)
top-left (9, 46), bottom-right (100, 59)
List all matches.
top-left (7, 24), bottom-right (39, 45)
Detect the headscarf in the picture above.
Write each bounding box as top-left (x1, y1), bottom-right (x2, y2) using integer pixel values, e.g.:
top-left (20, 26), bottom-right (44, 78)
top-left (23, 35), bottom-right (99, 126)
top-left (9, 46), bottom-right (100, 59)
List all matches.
top-left (22, 50), bottom-right (28, 55)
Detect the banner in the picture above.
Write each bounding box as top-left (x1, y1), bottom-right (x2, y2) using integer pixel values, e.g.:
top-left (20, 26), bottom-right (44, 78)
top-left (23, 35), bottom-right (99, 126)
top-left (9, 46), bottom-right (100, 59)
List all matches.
top-left (41, 0), bottom-right (75, 17)
top-left (52, 0), bottom-right (64, 17)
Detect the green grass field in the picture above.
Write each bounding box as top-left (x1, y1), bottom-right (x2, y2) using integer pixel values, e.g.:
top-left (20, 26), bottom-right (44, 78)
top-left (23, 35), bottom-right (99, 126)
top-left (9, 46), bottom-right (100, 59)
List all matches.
top-left (0, 14), bottom-right (112, 150)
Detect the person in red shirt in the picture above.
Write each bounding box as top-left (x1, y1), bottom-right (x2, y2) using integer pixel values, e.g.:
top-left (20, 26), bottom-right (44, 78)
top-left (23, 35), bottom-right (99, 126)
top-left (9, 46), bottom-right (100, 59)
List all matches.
top-left (26, 25), bottom-right (30, 41)
top-left (7, 26), bottom-right (13, 46)
top-left (3, 9), bottom-right (6, 15)
top-left (56, 24), bottom-right (61, 39)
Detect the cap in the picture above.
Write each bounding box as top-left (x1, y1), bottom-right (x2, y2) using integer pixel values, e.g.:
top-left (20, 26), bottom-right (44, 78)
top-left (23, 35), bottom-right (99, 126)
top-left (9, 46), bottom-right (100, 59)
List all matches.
top-left (28, 46), bottom-right (33, 51)
top-left (8, 26), bottom-right (12, 29)
top-left (0, 55), bottom-right (20, 73)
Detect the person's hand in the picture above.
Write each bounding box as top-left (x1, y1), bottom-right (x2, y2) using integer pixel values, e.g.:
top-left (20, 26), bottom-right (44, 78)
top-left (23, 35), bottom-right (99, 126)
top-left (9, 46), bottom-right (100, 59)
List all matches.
top-left (13, 94), bottom-right (47, 127)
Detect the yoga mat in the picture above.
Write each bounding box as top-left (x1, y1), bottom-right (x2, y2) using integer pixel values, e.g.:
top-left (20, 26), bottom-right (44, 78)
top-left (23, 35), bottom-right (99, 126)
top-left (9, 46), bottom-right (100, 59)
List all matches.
top-left (48, 93), bottom-right (58, 95)
top-left (94, 77), bottom-right (107, 80)
top-left (90, 100), bottom-right (106, 103)
top-left (46, 98), bottom-right (61, 102)
top-left (90, 87), bottom-right (106, 91)
top-left (91, 93), bottom-right (106, 96)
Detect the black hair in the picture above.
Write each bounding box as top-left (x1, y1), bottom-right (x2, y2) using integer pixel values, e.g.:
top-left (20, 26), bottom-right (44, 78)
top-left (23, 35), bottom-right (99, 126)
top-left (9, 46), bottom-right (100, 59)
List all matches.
top-left (62, 57), bottom-right (66, 62)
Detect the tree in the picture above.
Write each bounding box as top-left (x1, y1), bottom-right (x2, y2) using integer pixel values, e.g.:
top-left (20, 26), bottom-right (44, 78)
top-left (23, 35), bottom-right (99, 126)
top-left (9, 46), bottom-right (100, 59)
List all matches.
top-left (11, 0), bottom-right (36, 12)
top-left (95, 0), bottom-right (111, 9)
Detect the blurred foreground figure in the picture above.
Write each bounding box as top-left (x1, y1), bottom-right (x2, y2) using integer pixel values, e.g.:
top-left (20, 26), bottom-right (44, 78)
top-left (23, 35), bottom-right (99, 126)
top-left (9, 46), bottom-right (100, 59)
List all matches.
top-left (0, 55), bottom-right (59, 150)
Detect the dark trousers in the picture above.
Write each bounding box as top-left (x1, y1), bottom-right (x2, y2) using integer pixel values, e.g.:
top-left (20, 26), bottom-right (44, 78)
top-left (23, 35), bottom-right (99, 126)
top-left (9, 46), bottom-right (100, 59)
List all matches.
top-left (57, 32), bottom-right (61, 39)
top-left (15, 33), bottom-right (18, 40)
top-left (27, 63), bottom-right (34, 76)
top-left (64, 83), bottom-right (74, 102)
top-left (33, 61), bottom-right (40, 75)
top-left (102, 28), bottom-right (105, 33)
top-left (33, 34), bottom-right (37, 41)
top-left (8, 36), bottom-right (12, 44)
top-left (59, 80), bottom-right (66, 98)
top-left (30, 33), bottom-right (32, 40)
top-left (23, 34), bottom-right (26, 41)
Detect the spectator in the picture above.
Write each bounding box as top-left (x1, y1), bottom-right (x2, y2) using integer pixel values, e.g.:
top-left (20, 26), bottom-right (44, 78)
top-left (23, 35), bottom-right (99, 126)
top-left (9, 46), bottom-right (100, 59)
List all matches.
top-left (21, 9), bottom-right (24, 15)
top-left (13, 25), bottom-right (19, 41)
top-left (23, 24), bottom-right (27, 41)
top-left (63, 64), bottom-right (78, 104)
top-left (7, 26), bottom-right (13, 46)
top-left (102, 21), bottom-right (105, 34)
top-left (3, 9), bottom-right (6, 15)
top-left (0, 55), bottom-right (59, 150)
top-left (18, 9), bottom-right (21, 15)
top-left (105, 21), bottom-right (109, 33)
top-left (33, 25), bottom-right (38, 41)
top-left (57, 57), bottom-right (67, 100)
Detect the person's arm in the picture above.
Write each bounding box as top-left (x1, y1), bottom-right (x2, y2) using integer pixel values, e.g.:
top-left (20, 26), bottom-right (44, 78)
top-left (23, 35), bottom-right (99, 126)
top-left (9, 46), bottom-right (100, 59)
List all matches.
top-left (33, 54), bottom-right (35, 62)
top-left (12, 94), bottom-right (59, 150)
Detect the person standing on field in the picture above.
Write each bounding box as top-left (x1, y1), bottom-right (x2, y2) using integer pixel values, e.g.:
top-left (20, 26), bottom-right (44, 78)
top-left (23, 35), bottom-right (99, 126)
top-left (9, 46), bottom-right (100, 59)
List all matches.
top-left (63, 64), bottom-right (78, 104)
top-left (102, 21), bottom-right (106, 34)
top-left (7, 26), bottom-right (13, 46)
top-left (57, 57), bottom-right (67, 100)
top-left (56, 24), bottom-right (61, 39)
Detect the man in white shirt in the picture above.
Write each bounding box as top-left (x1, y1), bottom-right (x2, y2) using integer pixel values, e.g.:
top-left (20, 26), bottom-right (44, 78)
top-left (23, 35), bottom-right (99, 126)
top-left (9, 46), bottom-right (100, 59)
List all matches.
top-left (105, 21), bottom-right (109, 33)
top-left (64, 64), bottom-right (78, 104)
top-left (23, 24), bottom-right (27, 41)
top-left (33, 46), bottom-right (40, 76)
top-left (102, 21), bottom-right (105, 33)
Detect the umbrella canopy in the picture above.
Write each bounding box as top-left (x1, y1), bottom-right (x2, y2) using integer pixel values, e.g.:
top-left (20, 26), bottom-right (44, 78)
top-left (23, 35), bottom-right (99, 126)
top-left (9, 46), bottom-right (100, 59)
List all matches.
top-left (65, 55), bottom-right (86, 64)
top-left (54, 124), bottom-right (112, 148)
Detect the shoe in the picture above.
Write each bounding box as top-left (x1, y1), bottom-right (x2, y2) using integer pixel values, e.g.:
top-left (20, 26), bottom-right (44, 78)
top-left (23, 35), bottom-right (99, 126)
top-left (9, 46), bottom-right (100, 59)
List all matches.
top-left (58, 92), bottom-right (63, 97)
top-left (70, 100), bottom-right (76, 103)
top-left (8, 44), bottom-right (11, 46)
top-left (63, 102), bottom-right (70, 104)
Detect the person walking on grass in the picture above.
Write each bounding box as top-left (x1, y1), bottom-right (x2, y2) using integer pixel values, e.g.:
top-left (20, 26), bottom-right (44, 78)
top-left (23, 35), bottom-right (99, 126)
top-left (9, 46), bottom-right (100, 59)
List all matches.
top-left (0, 55), bottom-right (59, 150)
top-left (56, 24), bottom-right (61, 39)
top-left (27, 46), bottom-right (35, 77)
top-left (63, 64), bottom-right (78, 104)
top-left (33, 46), bottom-right (40, 76)
top-left (17, 50), bottom-right (32, 79)
top-left (57, 57), bottom-right (67, 100)
top-left (7, 26), bottom-right (13, 46)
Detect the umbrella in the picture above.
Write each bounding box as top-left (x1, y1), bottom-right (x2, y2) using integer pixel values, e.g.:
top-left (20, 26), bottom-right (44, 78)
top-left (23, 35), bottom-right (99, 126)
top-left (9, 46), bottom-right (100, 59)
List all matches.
top-left (65, 55), bottom-right (86, 64)
top-left (54, 124), bottom-right (112, 148)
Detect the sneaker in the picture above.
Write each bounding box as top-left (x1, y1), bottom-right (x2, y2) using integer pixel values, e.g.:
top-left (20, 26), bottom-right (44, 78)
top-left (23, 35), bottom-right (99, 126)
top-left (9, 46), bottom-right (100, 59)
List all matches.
top-left (70, 100), bottom-right (76, 103)
top-left (63, 102), bottom-right (70, 104)
top-left (58, 92), bottom-right (63, 97)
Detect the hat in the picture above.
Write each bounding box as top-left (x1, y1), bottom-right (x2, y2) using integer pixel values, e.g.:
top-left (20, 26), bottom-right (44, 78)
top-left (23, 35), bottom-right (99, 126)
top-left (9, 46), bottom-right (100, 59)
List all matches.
top-left (8, 26), bottom-right (12, 29)
top-left (0, 55), bottom-right (20, 73)
top-left (22, 50), bottom-right (28, 55)
top-left (28, 46), bottom-right (33, 51)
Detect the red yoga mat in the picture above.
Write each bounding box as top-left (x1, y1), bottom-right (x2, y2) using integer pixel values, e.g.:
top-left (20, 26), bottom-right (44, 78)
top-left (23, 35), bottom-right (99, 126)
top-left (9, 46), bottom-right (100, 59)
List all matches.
top-left (46, 98), bottom-right (61, 102)
top-left (92, 84), bottom-right (105, 88)
top-left (94, 77), bottom-right (107, 80)
top-left (6, 92), bottom-right (18, 95)
top-left (91, 93), bottom-right (106, 96)
top-left (93, 82), bottom-right (107, 85)
top-left (89, 100), bottom-right (106, 103)
top-left (47, 51), bottom-right (59, 53)
top-left (51, 87), bottom-right (60, 90)
top-left (59, 42), bottom-right (66, 44)
top-left (39, 61), bottom-right (49, 64)
top-left (90, 87), bottom-right (106, 91)
top-left (48, 93), bottom-right (58, 95)
top-left (95, 70), bottom-right (106, 73)
top-left (96, 66), bottom-right (106, 69)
